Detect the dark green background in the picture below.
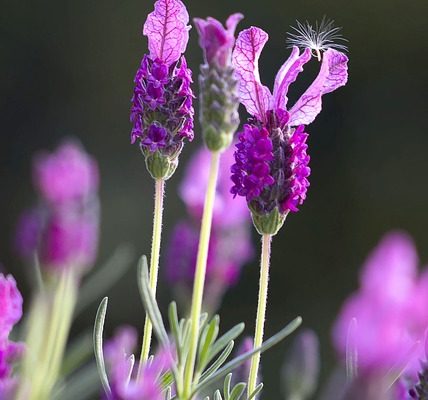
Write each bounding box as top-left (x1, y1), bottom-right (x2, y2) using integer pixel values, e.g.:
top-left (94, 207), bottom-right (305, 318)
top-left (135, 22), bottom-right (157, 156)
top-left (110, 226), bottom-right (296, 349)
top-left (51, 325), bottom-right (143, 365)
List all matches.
top-left (1, 0), bottom-right (428, 397)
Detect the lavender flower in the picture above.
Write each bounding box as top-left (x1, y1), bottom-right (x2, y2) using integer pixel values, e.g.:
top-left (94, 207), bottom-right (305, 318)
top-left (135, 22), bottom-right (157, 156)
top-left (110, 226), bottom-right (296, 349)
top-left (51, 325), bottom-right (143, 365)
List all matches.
top-left (166, 146), bottom-right (253, 310)
top-left (130, 0), bottom-right (194, 179)
top-left (332, 232), bottom-right (428, 382)
top-left (179, 146), bottom-right (249, 227)
top-left (232, 337), bottom-right (256, 385)
top-left (105, 326), bottom-right (173, 400)
top-left (194, 14), bottom-right (243, 151)
top-left (15, 141), bottom-right (99, 273)
top-left (0, 274), bottom-right (24, 398)
top-left (231, 26), bottom-right (348, 234)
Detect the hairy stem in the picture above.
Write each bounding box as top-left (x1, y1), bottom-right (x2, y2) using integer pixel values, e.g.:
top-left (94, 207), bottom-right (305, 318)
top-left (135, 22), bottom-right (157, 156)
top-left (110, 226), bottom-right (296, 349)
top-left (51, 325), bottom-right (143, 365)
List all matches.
top-left (138, 178), bottom-right (165, 373)
top-left (182, 151), bottom-right (220, 399)
top-left (248, 233), bottom-right (272, 397)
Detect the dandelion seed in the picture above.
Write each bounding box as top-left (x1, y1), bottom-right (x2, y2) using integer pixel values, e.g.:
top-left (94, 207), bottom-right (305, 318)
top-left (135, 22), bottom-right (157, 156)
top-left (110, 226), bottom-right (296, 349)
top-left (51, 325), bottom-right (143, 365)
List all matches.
top-left (287, 17), bottom-right (348, 61)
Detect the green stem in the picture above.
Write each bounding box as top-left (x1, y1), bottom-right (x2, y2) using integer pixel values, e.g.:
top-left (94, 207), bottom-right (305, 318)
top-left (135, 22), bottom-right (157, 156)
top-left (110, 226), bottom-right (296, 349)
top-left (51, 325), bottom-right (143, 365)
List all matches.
top-left (182, 151), bottom-right (220, 399)
top-left (138, 178), bottom-right (165, 373)
top-left (247, 233), bottom-right (272, 397)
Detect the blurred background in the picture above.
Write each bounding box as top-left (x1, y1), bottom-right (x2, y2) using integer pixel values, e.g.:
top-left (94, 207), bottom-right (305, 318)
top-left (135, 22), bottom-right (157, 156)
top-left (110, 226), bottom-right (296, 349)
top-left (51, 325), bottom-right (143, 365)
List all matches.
top-left (1, 0), bottom-right (428, 397)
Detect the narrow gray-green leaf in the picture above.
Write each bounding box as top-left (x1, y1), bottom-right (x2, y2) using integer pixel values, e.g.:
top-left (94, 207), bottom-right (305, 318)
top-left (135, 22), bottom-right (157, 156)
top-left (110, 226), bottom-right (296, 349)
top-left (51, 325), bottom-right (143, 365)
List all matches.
top-left (93, 297), bottom-right (111, 397)
top-left (214, 390), bottom-right (222, 400)
top-left (137, 255), bottom-right (169, 346)
top-left (208, 323), bottom-right (245, 365)
top-left (194, 317), bottom-right (302, 396)
top-left (229, 383), bottom-right (246, 400)
top-left (198, 316), bottom-right (220, 371)
top-left (247, 383), bottom-right (263, 400)
top-left (224, 373), bottom-right (232, 399)
top-left (199, 341), bottom-right (234, 383)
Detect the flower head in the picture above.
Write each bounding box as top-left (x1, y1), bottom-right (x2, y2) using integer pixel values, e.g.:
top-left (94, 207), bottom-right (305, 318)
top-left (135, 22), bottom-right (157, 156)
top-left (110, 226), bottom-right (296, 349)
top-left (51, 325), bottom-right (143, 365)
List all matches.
top-left (0, 273), bottom-right (24, 397)
top-left (179, 146), bottom-right (249, 227)
top-left (105, 326), bottom-right (173, 400)
top-left (15, 141), bottom-right (100, 274)
top-left (332, 232), bottom-right (428, 379)
top-left (194, 13), bottom-right (243, 68)
top-left (195, 14), bottom-right (243, 151)
top-left (131, 0), bottom-right (194, 179)
top-left (33, 141), bottom-right (99, 207)
top-left (230, 26), bottom-right (348, 234)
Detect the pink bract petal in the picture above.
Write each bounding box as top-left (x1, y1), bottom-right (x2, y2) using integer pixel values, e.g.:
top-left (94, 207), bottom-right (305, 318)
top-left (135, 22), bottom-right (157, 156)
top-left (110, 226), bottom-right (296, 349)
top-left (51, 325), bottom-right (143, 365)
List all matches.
top-left (143, 0), bottom-right (191, 66)
top-left (272, 46), bottom-right (311, 112)
top-left (232, 27), bottom-right (272, 122)
top-left (288, 49), bottom-right (348, 126)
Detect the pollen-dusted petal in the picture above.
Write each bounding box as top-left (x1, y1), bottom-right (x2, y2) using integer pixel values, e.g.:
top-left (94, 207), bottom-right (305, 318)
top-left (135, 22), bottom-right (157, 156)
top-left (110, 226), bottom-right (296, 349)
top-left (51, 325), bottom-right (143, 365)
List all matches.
top-left (143, 0), bottom-right (190, 66)
top-left (288, 48), bottom-right (348, 126)
top-left (232, 27), bottom-right (272, 122)
top-left (272, 46), bottom-right (311, 112)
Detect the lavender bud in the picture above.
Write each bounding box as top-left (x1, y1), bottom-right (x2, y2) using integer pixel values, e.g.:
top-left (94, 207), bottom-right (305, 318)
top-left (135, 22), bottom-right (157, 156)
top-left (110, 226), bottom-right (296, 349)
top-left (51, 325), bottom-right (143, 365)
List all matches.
top-left (199, 64), bottom-right (240, 151)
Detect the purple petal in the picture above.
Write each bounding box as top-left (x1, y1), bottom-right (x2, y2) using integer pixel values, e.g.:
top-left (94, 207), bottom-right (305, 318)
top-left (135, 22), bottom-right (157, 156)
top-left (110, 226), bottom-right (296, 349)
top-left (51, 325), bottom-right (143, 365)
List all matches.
top-left (232, 27), bottom-right (272, 122)
top-left (272, 46), bottom-right (311, 112)
top-left (288, 49), bottom-right (348, 126)
top-left (194, 13), bottom-right (243, 67)
top-left (143, 0), bottom-right (191, 66)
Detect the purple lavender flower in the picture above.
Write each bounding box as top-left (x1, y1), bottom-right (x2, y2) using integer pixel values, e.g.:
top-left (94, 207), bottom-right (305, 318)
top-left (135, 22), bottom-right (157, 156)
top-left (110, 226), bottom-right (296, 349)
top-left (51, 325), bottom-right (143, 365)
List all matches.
top-left (332, 232), bottom-right (428, 382)
top-left (167, 145), bottom-right (253, 310)
top-left (166, 220), bottom-right (253, 311)
top-left (232, 337), bottom-right (256, 385)
top-left (130, 0), bottom-right (194, 179)
top-left (105, 326), bottom-right (173, 400)
top-left (0, 274), bottom-right (24, 397)
top-left (33, 141), bottom-right (99, 207)
top-left (15, 141), bottom-right (100, 274)
top-left (194, 14), bottom-right (243, 68)
top-left (179, 146), bottom-right (249, 228)
top-left (230, 26), bottom-right (348, 234)
top-left (194, 14), bottom-right (243, 151)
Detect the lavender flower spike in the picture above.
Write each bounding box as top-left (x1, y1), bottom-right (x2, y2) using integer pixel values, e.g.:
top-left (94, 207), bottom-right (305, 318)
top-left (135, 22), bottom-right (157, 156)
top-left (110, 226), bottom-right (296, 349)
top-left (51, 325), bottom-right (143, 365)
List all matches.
top-left (195, 14), bottom-right (243, 151)
top-left (231, 25), bottom-right (348, 234)
top-left (0, 274), bottom-right (24, 398)
top-left (131, 0), bottom-right (194, 179)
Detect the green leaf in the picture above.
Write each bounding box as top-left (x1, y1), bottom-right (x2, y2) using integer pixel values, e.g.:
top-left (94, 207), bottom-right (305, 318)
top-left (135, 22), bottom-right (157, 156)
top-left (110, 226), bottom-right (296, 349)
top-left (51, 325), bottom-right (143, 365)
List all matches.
top-left (193, 317), bottom-right (302, 396)
top-left (76, 244), bottom-right (135, 315)
top-left (198, 316), bottom-right (220, 372)
top-left (207, 323), bottom-right (245, 365)
top-left (199, 341), bottom-right (234, 383)
top-left (247, 383), bottom-right (263, 400)
top-left (214, 390), bottom-right (223, 400)
top-left (229, 383), bottom-right (246, 400)
top-left (224, 373), bottom-right (232, 399)
top-left (137, 255), bottom-right (169, 347)
top-left (168, 302), bottom-right (182, 362)
top-left (93, 297), bottom-right (111, 397)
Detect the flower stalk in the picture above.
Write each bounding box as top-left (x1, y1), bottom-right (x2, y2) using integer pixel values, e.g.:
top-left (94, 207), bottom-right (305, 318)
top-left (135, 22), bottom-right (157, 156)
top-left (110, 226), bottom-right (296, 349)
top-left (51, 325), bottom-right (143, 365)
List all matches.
top-left (248, 233), bottom-right (272, 396)
top-left (139, 178), bottom-right (165, 370)
top-left (182, 150), bottom-right (220, 398)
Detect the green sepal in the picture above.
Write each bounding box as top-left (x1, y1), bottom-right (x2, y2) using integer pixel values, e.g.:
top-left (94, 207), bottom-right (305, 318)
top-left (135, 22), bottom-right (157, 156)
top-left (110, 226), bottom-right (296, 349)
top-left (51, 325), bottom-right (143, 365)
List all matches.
top-left (250, 206), bottom-right (288, 235)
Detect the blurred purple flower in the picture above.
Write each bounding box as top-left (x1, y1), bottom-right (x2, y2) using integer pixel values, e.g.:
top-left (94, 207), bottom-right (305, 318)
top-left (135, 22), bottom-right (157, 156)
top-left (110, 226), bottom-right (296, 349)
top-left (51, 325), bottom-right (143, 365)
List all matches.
top-left (230, 26), bottom-right (348, 232)
top-left (232, 337), bottom-right (255, 385)
top-left (130, 0), bottom-right (194, 179)
top-left (194, 13), bottom-right (243, 68)
top-left (15, 141), bottom-right (100, 274)
top-left (0, 274), bottom-right (24, 397)
top-left (33, 141), bottom-right (99, 207)
top-left (179, 146), bottom-right (248, 228)
top-left (105, 326), bottom-right (173, 400)
top-left (166, 220), bottom-right (253, 311)
top-left (332, 232), bottom-right (428, 379)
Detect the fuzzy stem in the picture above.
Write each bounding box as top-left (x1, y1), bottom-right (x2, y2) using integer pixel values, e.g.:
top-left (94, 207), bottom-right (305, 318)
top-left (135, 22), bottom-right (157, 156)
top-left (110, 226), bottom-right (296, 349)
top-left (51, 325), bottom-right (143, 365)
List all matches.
top-left (182, 151), bottom-right (220, 399)
top-left (138, 178), bottom-right (165, 373)
top-left (248, 233), bottom-right (272, 397)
